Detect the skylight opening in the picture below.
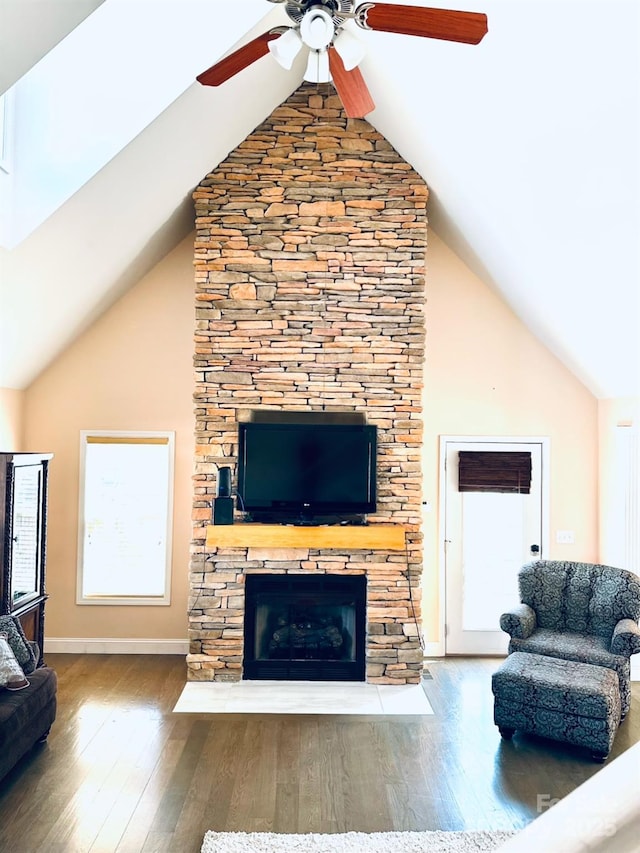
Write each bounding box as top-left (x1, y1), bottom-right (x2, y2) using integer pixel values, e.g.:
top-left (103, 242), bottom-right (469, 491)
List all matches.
top-left (0, 90), bottom-right (14, 174)
top-left (0, 0), bottom-right (270, 250)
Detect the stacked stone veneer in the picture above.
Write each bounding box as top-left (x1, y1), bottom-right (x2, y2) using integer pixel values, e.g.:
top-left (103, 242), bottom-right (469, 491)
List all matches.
top-left (189, 84), bottom-right (427, 685)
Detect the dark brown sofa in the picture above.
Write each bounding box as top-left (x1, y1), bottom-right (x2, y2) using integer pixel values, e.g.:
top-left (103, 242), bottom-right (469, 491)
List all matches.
top-left (0, 665), bottom-right (57, 782)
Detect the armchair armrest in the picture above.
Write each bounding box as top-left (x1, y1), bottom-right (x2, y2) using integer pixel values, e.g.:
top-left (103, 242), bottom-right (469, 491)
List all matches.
top-left (500, 604), bottom-right (537, 639)
top-left (610, 619), bottom-right (640, 657)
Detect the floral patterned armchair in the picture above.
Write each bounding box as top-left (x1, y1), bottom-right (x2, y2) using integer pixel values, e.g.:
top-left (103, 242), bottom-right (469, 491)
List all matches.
top-left (500, 560), bottom-right (640, 718)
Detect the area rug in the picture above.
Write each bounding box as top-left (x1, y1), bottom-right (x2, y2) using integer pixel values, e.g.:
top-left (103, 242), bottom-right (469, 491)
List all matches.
top-left (174, 680), bottom-right (433, 716)
top-left (201, 830), bottom-right (517, 852)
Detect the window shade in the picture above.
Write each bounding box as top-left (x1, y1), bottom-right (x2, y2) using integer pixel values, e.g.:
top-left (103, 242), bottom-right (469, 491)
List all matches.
top-left (458, 451), bottom-right (532, 494)
top-left (78, 431), bottom-right (174, 605)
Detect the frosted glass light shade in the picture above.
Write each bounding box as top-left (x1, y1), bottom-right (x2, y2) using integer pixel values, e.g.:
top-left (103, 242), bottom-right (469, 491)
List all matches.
top-left (268, 28), bottom-right (303, 70)
top-left (333, 28), bottom-right (366, 71)
top-left (300, 8), bottom-right (335, 50)
top-left (303, 49), bottom-right (331, 83)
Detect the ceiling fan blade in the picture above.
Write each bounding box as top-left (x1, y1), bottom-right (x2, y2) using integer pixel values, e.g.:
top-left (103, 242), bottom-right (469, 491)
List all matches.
top-left (197, 31), bottom-right (280, 87)
top-left (359, 3), bottom-right (488, 45)
top-left (328, 48), bottom-right (375, 119)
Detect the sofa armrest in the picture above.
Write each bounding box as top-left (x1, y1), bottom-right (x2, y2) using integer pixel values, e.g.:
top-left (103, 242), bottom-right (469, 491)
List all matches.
top-left (499, 604), bottom-right (537, 639)
top-left (610, 618), bottom-right (640, 657)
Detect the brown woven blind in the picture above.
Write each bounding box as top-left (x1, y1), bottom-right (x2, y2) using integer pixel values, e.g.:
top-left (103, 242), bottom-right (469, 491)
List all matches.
top-left (458, 451), bottom-right (532, 494)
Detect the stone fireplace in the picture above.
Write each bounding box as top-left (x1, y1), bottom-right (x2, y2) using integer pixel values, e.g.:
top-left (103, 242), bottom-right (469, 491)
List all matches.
top-left (188, 84), bottom-right (427, 685)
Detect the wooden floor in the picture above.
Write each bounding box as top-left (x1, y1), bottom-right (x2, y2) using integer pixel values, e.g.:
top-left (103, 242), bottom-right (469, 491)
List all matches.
top-left (0, 655), bottom-right (638, 853)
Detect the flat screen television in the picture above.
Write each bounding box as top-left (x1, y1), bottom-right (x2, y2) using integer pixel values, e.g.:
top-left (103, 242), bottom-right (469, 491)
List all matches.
top-left (237, 421), bottom-right (377, 524)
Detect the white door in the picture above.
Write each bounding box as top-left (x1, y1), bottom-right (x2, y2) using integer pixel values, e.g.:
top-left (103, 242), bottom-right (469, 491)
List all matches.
top-left (443, 439), bottom-right (547, 655)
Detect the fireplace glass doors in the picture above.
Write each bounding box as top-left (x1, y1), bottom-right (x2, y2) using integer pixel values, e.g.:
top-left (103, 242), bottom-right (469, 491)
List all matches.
top-left (243, 574), bottom-right (366, 681)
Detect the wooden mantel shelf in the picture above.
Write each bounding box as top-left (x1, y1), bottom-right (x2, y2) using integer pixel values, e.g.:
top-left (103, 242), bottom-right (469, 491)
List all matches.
top-left (205, 523), bottom-right (406, 551)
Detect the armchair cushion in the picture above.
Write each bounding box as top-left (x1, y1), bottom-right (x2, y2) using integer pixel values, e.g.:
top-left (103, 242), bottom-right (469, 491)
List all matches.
top-left (611, 618), bottom-right (640, 657)
top-left (500, 604), bottom-right (537, 639)
top-left (509, 628), bottom-right (623, 671)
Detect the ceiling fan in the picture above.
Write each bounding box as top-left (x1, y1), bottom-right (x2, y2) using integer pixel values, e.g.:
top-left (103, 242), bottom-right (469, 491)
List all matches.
top-left (196, 1), bottom-right (488, 119)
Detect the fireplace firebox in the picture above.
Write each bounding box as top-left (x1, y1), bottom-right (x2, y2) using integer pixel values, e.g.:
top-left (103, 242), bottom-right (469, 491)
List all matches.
top-left (243, 574), bottom-right (366, 681)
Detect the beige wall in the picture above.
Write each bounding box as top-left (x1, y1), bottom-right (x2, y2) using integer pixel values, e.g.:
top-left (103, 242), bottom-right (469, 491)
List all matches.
top-left (24, 235), bottom-right (194, 642)
top-left (422, 231), bottom-right (599, 643)
top-left (598, 396), bottom-right (640, 568)
top-left (0, 387), bottom-right (24, 449)
top-left (20, 227), bottom-right (600, 646)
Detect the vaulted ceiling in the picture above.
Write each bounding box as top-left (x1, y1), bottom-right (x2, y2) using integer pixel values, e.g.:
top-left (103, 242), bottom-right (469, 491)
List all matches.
top-left (1, 0), bottom-right (638, 397)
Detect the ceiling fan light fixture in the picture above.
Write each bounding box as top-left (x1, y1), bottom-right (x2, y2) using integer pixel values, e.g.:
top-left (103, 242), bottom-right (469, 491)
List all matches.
top-left (300, 7), bottom-right (335, 50)
top-left (268, 27), bottom-right (303, 70)
top-left (303, 48), bottom-right (331, 83)
top-left (333, 28), bottom-right (366, 71)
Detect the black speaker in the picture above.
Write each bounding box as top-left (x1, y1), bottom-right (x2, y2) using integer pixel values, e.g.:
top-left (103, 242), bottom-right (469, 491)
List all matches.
top-left (217, 466), bottom-right (232, 498)
top-left (213, 496), bottom-right (234, 525)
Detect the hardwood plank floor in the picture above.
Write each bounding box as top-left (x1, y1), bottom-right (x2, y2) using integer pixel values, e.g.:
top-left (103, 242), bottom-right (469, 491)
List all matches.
top-left (0, 654), bottom-right (637, 853)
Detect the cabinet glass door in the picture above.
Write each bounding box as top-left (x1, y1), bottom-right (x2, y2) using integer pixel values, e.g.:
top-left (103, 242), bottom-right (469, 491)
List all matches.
top-left (10, 465), bottom-right (42, 606)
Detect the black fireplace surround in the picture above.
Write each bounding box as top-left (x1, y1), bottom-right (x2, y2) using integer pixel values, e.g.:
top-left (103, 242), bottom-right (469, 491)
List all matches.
top-left (243, 574), bottom-right (367, 681)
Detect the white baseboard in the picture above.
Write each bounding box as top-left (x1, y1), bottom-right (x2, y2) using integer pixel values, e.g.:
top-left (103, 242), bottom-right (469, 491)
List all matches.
top-left (41, 639), bottom-right (639, 678)
top-left (422, 641), bottom-right (444, 658)
top-left (44, 637), bottom-right (189, 655)
top-left (46, 639), bottom-right (438, 659)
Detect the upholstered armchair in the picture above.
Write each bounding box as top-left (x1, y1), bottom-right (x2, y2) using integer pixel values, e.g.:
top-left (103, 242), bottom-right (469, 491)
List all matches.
top-left (500, 560), bottom-right (640, 718)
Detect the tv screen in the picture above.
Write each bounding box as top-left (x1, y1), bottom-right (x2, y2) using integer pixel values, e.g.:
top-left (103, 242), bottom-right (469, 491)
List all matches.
top-left (237, 421), bottom-right (377, 523)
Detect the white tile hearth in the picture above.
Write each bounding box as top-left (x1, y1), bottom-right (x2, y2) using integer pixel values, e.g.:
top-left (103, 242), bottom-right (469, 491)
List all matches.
top-left (173, 680), bottom-right (433, 716)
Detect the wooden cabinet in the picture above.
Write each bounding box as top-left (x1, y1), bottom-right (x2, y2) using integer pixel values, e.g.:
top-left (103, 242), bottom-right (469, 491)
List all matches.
top-left (0, 452), bottom-right (53, 664)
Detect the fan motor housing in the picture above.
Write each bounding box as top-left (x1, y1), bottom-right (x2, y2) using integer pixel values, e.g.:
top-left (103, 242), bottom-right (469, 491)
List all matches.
top-left (285, 0), bottom-right (352, 27)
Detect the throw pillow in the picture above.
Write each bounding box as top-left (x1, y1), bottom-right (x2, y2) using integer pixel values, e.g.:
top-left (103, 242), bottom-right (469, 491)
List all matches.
top-left (0, 635), bottom-right (30, 691)
top-left (0, 615), bottom-right (37, 674)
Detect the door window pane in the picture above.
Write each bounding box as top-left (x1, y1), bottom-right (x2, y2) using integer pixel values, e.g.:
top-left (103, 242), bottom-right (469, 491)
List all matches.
top-left (461, 492), bottom-right (525, 631)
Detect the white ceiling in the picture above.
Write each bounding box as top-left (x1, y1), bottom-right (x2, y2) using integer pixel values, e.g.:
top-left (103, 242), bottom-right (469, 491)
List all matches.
top-left (1, 0), bottom-right (638, 397)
